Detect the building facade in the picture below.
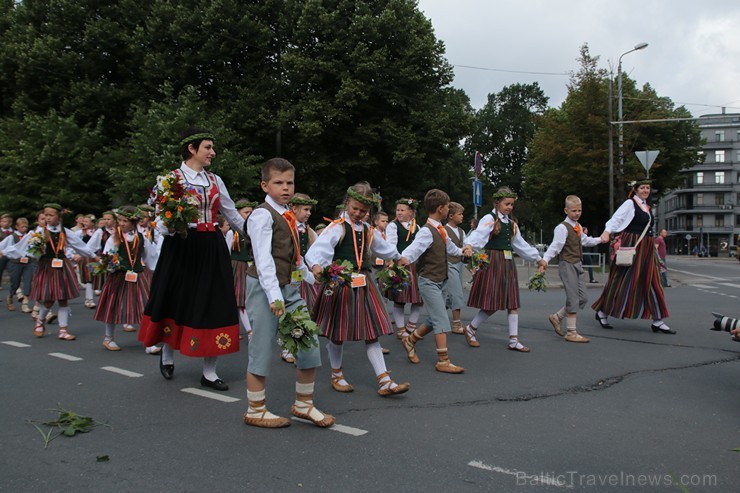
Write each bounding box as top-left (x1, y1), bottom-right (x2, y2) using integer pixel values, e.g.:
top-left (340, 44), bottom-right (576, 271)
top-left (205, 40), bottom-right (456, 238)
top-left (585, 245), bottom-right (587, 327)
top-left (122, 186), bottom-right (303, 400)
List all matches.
top-left (656, 112), bottom-right (740, 256)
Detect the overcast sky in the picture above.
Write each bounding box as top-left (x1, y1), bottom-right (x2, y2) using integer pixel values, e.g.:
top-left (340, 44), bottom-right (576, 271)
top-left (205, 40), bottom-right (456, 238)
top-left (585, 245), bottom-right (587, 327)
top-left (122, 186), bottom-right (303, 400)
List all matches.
top-left (417, 0), bottom-right (740, 117)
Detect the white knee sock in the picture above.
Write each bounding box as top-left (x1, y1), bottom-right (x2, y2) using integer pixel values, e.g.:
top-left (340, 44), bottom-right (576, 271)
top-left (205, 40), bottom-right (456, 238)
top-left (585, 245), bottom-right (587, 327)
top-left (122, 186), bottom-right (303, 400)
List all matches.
top-left (104, 323), bottom-right (115, 338)
top-left (58, 307), bottom-right (70, 327)
top-left (408, 304), bottom-right (422, 324)
top-left (393, 304), bottom-right (405, 328)
top-left (161, 343), bottom-right (174, 365)
top-left (294, 382), bottom-right (327, 422)
top-left (508, 313), bottom-right (519, 338)
top-left (202, 356), bottom-right (218, 381)
top-left (365, 342), bottom-right (387, 376)
top-left (85, 283), bottom-right (93, 300)
top-left (326, 341), bottom-right (344, 369)
top-left (556, 306), bottom-right (567, 320)
top-left (238, 308), bottom-right (252, 333)
top-left (247, 389), bottom-right (282, 420)
top-left (38, 305), bottom-right (49, 322)
top-left (471, 310), bottom-right (491, 329)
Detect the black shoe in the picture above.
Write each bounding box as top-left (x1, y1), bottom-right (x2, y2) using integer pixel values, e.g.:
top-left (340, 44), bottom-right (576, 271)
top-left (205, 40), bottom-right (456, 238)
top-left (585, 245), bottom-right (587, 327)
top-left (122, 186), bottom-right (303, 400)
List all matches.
top-left (589, 280), bottom-right (599, 284)
top-left (201, 375), bottom-right (229, 391)
top-left (651, 324), bottom-right (676, 334)
top-left (159, 352), bottom-right (174, 380)
top-left (595, 312), bottom-right (613, 329)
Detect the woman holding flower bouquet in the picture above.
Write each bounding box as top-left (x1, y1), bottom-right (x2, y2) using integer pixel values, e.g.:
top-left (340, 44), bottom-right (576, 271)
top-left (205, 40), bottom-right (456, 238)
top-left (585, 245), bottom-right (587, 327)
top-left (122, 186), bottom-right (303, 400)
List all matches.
top-left (138, 129), bottom-right (245, 391)
top-left (0, 203), bottom-right (98, 340)
top-left (307, 182), bottom-right (410, 397)
top-left (463, 187), bottom-right (547, 352)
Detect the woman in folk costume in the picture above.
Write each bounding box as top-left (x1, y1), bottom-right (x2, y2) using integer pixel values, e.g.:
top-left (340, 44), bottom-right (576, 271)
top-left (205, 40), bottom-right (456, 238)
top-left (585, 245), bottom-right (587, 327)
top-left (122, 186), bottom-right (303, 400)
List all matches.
top-left (86, 211), bottom-right (117, 297)
top-left (0, 203), bottom-right (98, 340)
top-left (138, 128), bottom-right (244, 391)
top-left (224, 198), bottom-right (258, 340)
top-left (592, 180), bottom-right (672, 333)
top-left (385, 197), bottom-right (424, 340)
top-left (307, 183), bottom-right (410, 397)
top-left (94, 206), bottom-right (160, 351)
top-left (463, 187), bottom-right (547, 352)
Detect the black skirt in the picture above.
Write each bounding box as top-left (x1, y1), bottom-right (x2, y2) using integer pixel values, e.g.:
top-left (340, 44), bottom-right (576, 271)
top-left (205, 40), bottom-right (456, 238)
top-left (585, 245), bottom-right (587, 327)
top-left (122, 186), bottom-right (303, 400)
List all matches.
top-left (138, 230), bottom-right (239, 357)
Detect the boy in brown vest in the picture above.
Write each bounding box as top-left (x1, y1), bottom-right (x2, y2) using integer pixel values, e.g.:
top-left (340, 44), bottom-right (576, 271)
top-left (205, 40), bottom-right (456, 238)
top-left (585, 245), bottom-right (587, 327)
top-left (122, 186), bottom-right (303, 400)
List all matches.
top-left (542, 195), bottom-right (604, 342)
top-left (243, 158), bottom-right (334, 428)
top-left (398, 189), bottom-right (469, 373)
top-left (444, 202), bottom-right (466, 334)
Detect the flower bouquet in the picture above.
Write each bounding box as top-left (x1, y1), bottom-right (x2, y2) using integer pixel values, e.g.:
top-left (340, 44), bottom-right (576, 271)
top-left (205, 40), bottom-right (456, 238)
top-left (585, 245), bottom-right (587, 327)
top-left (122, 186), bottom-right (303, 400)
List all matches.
top-left (90, 251), bottom-right (121, 276)
top-left (26, 230), bottom-right (47, 258)
top-left (278, 305), bottom-right (321, 354)
top-left (527, 271), bottom-right (547, 292)
top-left (316, 260), bottom-right (354, 296)
top-left (465, 251), bottom-right (490, 275)
top-left (150, 171), bottom-right (200, 238)
top-left (377, 264), bottom-right (410, 293)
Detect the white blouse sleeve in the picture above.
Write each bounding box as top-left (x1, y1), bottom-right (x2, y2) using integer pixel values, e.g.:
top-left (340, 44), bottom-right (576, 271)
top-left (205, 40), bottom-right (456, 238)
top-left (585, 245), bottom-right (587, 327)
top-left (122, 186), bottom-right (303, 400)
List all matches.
top-left (305, 222), bottom-right (344, 270)
top-left (465, 214), bottom-right (495, 250)
top-left (605, 200), bottom-right (636, 234)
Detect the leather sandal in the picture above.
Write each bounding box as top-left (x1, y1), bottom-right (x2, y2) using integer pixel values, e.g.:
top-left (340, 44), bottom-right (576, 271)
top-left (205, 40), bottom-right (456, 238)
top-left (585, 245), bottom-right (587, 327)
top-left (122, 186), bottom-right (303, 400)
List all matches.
top-left (507, 340), bottom-right (530, 352)
top-left (463, 324), bottom-right (480, 347)
top-left (243, 400), bottom-right (291, 428)
top-left (103, 337), bottom-right (121, 351)
top-left (58, 329), bottom-right (76, 341)
top-left (291, 394), bottom-right (335, 428)
top-left (564, 332), bottom-right (590, 343)
top-left (33, 321), bottom-right (46, 338)
top-left (330, 369), bottom-right (354, 392)
top-left (548, 314), bottom-right (564, 336)
top-left (451, 321), bottom-right (464, 334)
top-left (401, 335), bottom-right (420, 364)
top-left (376, 371), bottom-right (410, 396)
top-left (435, 360), bottom-right (464, 374)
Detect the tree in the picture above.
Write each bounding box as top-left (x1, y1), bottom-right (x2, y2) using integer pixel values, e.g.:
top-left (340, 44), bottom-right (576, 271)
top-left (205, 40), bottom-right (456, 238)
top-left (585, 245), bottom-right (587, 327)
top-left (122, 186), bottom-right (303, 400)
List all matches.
top-left (523, 44), bottom-right (703, 234)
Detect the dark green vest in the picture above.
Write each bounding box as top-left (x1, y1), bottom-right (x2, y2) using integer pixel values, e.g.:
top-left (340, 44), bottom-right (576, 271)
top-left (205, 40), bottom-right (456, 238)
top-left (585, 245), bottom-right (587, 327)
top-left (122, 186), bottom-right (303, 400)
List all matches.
top-left (334, 222), bottom-right (371, 271)
top-left (117, 232), bottom-right (145, 273)
top-left (394, 219), bottom-right (417, 253)
top-left (230, 230), bottom-right (251, 262)
top-left (484, 220), bottom-right (513, 250)
top-left (299, 229), bottom-right (310, 257)
top-left (42, 231), bottom-right (66, 259)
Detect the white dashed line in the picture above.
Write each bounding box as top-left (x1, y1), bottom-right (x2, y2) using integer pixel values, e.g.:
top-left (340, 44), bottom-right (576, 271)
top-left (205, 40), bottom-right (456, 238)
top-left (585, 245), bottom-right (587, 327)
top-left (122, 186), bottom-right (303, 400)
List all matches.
top-left (1, 341), bottom-right (31, 348)
top-left (691, 284), bottom-right (717, 289)
top-left (101, 366), bottom-right (143, 378)
top-left (291, 417), bottom-right (368, 436)
top-left (670, 269), bottom-right (726, 281)
top-left (180, 387), bottom-right (240, 403)
top-left (717, 282), bottom-right (740, 289)
top-left (48, 352), bottom-right (82, 361)
top-left (468, 460), bottom-right (572, 488)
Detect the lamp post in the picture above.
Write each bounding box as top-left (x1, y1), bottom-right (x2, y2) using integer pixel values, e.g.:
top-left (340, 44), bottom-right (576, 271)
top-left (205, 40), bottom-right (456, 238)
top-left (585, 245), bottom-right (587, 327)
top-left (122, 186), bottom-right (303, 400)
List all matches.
top-left (617, 42), bottom-right (648, 183)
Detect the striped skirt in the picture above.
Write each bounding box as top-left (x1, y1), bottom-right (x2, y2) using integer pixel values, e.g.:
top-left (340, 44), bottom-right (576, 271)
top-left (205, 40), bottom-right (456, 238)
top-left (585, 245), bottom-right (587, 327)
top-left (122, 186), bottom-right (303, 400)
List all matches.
top-left (232, 260), bottom-right (249, 308)
top-left (384, 262), bottom-right (424, 305)
top-left (467, 249), bottom-right (519, 311)
top-left (93, 270), bottom-right (108, 291)
top-left (299, 280), bottom-right (319, 312)
top-left (29, 257), bottom-right (80, 302)
top-left (78, 259), bottom-right (92, 284)
top-left (592, 232), bottom-right (668, 319)
top-left (93, 270), bottom-right (151, 324)
top-left (313, 271), bottom-right (394, 342)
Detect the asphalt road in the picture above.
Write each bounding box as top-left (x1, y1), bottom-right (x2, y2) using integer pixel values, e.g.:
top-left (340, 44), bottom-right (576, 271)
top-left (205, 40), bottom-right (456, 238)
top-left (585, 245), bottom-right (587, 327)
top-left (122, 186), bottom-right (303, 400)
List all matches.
top-left (0, 256), bottom-right (738, 492)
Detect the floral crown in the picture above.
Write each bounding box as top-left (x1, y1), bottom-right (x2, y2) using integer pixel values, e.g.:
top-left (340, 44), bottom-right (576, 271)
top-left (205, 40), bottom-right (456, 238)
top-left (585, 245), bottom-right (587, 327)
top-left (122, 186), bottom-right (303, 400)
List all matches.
top-left (289, 196), bottom-right (318, 206)
top-left (628, 179), bottom-right (652, 188)
top-left (346, 187), bottom-right (378, 206)
top-left (492, 190), bottom-right (517, 200)
top-left (113, 208), bottom-right (139, 220)
top-left (395, 198), bottom-right (418, 209)
top-left (235, 199), bottom-right (259, 209)
top-left (179, 132), bottom-right (215, 148)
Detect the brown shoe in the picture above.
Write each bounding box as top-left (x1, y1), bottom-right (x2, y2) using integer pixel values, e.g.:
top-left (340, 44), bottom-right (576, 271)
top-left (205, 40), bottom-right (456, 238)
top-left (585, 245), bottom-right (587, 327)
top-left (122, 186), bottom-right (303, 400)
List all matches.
top-left (401, 335), bottom-right (420, 364)
top-left (451, 320), bottom-right (464, 334)
top-left (463, 324), bottom-right (480, 347)
top-left (376, 371), bottom-right (410, 396)
top-left (243, 401), bottom-right (291, 428)
top-left (548, 314), bottom-right (564, 336)
top-left (33, 321), bottom-right (46, 338)
top-left (330, 369), bottom-right (354, 392)
top-left (381, 346), bottom-right (390, 355)
top-left (58, 329), bottom-right (76, 341)
top-left (7, 296), bottom-right (15, 311)
top-left (564, 332), bottom-right (590, 343)
top-left (291, 394), bottom-right (335, 428)
top-left (435, 360), bottom-right (465, 374)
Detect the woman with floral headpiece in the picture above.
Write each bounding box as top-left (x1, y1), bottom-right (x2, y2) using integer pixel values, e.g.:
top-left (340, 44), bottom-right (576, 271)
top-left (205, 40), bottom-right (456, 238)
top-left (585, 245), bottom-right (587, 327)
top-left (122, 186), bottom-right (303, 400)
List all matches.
top-left (307, 182), bottom-right (410, 397)
top-left (592, 180), bottom-right (672, 334)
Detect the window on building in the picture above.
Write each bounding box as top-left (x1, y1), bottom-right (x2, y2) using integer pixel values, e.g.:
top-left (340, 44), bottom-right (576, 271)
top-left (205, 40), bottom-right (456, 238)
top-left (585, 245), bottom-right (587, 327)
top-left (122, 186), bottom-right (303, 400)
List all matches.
top-left (697, 215), bottom-right (703, 227)
top-left (696, 193), bottom-right (703, 205)
top-left (716, 150), bottom-right (725, 163)
top-left (715, 171), bottom-right (725, 184)
top-left (715, 194), bottom-right (725, 205)
top-left (716, 130), bottom-right (725, 142)
top-left (716, 215), bottom-right (725, 227)
top-left (686, 216), bottom-right (692, 228)
top-left (737, 193), bottom-right (740, 204)
top-left (697, 172), bottom-right (704, 184)
top-left (737, 150), bottom-right (740, 163)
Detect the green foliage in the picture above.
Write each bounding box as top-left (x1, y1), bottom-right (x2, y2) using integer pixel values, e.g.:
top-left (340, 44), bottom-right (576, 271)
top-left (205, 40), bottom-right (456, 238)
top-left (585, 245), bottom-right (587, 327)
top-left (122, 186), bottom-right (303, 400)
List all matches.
top-left (28, 404), bottom-right (110, 449)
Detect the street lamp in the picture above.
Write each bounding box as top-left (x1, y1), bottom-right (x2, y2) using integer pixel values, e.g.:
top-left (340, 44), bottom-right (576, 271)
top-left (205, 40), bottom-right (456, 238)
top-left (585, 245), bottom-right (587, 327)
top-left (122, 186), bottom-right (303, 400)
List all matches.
top-left (617, 42), bottom-right (648, 181)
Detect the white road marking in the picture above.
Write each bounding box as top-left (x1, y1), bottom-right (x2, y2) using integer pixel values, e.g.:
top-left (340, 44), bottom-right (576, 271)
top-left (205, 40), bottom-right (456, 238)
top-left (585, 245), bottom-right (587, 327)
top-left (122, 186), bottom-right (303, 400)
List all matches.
top-left (468, 460), bottom-right (572, 488)
top-left (1, 341), bottom-right (31, 348)
top-left (48, 352), bottom-right (82, 361)
top-left (101, 366), bottom-right (143, 378)
top-left (669, 268), bottom-right (726, 281)
top-left (717, 282), bottom-right (740, 289)
top-left (180, 387), bottom-right (240, 403)
top-left (291, 417), bottom-right (368, 436)
top-left (691, 284), bottom-right (717, 289)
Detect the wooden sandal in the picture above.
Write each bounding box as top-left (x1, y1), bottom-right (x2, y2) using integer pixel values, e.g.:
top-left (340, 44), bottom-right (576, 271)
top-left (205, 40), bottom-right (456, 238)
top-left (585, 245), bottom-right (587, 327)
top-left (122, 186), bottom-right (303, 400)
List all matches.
top-left (376, 371), bottom-right (410, 396)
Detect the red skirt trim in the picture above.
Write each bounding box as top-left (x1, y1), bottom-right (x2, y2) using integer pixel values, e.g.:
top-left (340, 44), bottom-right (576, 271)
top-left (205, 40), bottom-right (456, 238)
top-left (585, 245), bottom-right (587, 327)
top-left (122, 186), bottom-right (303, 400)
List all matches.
top-left (138, 316), bottom-right (240, 357)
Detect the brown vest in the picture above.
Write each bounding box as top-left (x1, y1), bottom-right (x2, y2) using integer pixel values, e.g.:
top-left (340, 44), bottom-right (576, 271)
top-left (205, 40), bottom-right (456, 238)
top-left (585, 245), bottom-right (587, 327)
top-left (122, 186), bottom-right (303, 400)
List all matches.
top-left (559, 222), bottom-right (582, 264)
top-left (417, 223), bottom-right (448, 283)
top-left (246, 203), bottom-right (296, 286)
top-left (444, 224), bottom-right (463, 264)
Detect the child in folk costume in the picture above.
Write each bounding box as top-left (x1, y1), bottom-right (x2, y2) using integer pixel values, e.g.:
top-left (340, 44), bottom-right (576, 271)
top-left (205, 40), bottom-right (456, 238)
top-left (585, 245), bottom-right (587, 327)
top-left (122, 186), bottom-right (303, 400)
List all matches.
top-left (4, 218), bottom-right (34, 313)
top-left (224, 199), bottom-right (258, 340)
top-left (444, 202), bottom-right (467, 334)
top-left (386, 198), bottom-right (424, 339)
top-left (542, 196), bottom-right (605, 343)
top-left (0, 204), bottom-right (98, 340)
top-left (94, 206), bottom-right (160, 351)
top-left (135, 204), bottom-right (163, 353)
top-left (371, 210), bottom-right (392, 354)
top-left (592, 180), bottom-right (673, 334)
top-left (307, 183), bottom-right (409, 395)
top-left (75, 214), bottom-right (97, 309)
top-left (28, 211), bottom-right (57, 323)
top-left (0, 213), bottom-right (14, 295)
top-left (398, 190), bottom-right (469, 373)
top-left (87, 211), bottom-right (116, 298)
top-left (244, 158), bottom-right (333, 428)
top-left (462, 187), bottom-right (547, 352)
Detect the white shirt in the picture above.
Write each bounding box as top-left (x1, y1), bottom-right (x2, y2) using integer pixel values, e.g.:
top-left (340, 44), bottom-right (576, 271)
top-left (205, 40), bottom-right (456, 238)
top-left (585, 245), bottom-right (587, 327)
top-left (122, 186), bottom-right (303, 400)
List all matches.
top-left (86, 227), bottom-right (116, 252)
top-left (3, 224), bottom-right (96, 260)
top-left (542, 218), bottom-right (603, 263)
top-left (465, 211), bottom-right (542, 262)
top-left (385, 219), bottom-right (418, 253)
top-left (605, 198), bottom-right (650, 234)
top-left (247, 195), bottom-right (313, 303)
top-left (102, 230), bottom-right (160, 269)
top-left (400, 218), bottom-right (464, 264)
top-left (305, 213), bottom-right (400, 270)
top-left (223, 229), bottom-right (235, 250)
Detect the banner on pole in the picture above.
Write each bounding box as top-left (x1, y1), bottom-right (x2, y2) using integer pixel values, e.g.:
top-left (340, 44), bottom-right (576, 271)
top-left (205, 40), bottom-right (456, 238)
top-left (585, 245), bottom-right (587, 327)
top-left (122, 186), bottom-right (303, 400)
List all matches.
top-left (474, 151), bottom-right (483, 178)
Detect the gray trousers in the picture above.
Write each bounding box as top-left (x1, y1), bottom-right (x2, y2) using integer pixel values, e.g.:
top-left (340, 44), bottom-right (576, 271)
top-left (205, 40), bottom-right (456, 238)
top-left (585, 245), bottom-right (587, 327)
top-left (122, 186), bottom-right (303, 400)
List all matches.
top-left (558, 261), bottom-right (587, 313)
